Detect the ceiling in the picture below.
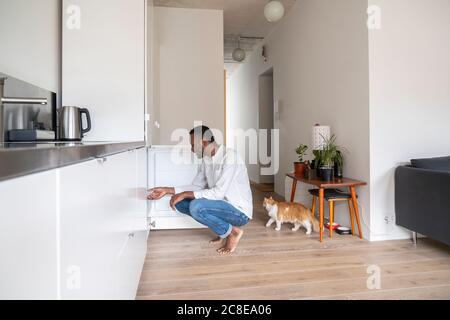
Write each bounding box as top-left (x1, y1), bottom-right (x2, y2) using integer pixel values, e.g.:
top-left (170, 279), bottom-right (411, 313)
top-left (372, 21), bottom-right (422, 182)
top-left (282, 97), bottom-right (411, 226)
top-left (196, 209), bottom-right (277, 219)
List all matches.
top-left (153, 0), bottom-right (296, 75)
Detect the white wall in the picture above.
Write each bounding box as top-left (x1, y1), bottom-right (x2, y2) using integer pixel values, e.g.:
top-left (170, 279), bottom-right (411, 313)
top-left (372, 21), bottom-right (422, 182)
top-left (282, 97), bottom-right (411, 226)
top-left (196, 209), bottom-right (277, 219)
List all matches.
top-left (368, 0), bottom-right (450, 240)
top-left (151, 7), bottom-right (224, 145)
top-left (0, 0), bottom-right (61, 95)
top-left (227, 0), bottom-right (371, 237)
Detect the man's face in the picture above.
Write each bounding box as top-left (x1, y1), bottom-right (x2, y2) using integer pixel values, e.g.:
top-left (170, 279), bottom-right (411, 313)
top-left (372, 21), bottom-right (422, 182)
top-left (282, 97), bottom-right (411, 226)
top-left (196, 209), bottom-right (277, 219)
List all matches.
top-left (190, 134), bottom-right (205, 158)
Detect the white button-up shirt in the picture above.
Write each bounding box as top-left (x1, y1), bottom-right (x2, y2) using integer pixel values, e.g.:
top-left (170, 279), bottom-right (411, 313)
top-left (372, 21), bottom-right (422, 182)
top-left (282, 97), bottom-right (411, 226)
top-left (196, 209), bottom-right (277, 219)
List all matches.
top-left (175, 145), bottom-right (253, 219)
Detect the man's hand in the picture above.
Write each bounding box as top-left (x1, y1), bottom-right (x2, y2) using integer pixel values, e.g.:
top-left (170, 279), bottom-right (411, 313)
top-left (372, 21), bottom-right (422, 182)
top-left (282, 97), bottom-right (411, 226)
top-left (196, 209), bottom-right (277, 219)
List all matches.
top-left (170, 191), bottom-right (195, 211)
top-left (147, 187), bottom-right (175, 200)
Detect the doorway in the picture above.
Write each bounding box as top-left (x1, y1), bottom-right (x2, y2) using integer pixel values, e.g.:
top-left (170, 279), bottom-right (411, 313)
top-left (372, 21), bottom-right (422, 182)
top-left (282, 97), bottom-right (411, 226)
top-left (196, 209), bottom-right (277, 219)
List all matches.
top-left (258, 68), bottom-right (274, 185)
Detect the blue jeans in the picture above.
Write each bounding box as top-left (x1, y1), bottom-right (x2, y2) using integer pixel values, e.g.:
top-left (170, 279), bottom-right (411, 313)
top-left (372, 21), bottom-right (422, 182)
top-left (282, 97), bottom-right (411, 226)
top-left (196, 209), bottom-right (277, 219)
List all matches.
top-left (175, 199), bottom-right (250, 238)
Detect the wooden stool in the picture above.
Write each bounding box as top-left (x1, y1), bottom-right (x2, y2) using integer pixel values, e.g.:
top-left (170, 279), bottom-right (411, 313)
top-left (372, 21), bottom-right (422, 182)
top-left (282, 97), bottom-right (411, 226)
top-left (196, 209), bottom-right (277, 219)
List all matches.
top-left (309, 189), bottom-right (360, 238)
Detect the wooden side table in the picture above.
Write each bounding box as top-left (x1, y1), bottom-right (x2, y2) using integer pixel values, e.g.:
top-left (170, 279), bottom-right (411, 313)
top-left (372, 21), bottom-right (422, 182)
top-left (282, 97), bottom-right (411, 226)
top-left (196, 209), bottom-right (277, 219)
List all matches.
top-left (286, 173), bottom-right (367, 242)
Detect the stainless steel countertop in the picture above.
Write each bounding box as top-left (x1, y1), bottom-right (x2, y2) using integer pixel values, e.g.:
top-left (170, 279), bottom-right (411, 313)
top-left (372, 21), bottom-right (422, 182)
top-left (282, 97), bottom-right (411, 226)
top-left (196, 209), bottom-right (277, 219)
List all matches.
top-left (0, 141), bottom-right (146, 182)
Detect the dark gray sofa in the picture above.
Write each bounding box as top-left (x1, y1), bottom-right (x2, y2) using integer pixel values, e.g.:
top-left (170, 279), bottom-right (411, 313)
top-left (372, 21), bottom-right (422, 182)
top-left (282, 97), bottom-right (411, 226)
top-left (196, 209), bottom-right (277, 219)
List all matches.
top-left (395, 156), bottom-right (450, 246)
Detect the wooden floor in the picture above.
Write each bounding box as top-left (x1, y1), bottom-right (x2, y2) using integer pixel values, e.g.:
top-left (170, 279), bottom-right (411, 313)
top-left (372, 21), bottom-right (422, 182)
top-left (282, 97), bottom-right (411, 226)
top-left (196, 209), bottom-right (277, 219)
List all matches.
top-left (137, 187), bottom-right (450, 300)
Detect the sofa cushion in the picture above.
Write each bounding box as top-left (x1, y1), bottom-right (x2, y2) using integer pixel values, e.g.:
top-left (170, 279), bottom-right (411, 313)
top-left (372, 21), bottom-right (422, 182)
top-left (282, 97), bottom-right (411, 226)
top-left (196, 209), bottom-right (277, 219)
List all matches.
top-left (411, 156), bottom-right (450, 172)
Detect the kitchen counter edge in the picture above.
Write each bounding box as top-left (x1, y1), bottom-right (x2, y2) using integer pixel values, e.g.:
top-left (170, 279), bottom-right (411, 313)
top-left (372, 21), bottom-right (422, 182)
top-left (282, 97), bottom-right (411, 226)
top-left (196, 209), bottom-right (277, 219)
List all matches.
top-left (0, 141), bottom-right (146, 183)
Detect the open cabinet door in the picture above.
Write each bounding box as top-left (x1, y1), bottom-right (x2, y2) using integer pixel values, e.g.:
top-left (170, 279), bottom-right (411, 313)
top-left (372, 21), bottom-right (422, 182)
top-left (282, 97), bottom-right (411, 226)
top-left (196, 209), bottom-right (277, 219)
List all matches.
top-left (147, 146), bottom-right (207, 230)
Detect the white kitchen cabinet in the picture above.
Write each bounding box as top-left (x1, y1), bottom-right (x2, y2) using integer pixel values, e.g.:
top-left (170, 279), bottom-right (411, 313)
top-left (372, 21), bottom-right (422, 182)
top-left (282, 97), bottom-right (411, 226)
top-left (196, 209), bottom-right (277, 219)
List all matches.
top-left (0, 148), bottom-right (147, 300)
top-left (62, 0), bottom-right (147, 142)
top-left (59, 150), bottom-right (148, 299)
top-left (148, 146), bottom-right (206, 230)
top-left (115, 148), bottom-right (148, 298)
top-left (59, 157), bottom-right (115, 299)
top-left (0, 170), bottom-right (58, 300)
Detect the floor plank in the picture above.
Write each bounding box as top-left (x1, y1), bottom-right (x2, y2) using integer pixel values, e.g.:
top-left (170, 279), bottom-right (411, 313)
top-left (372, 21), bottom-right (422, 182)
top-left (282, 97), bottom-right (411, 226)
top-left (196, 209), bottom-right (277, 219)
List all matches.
top-left (137, 187), bottom-right (450, 300)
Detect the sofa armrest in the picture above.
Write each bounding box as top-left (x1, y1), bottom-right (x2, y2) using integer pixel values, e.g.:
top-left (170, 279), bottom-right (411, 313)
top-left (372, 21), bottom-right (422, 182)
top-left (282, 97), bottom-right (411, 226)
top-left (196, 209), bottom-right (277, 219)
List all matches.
top-left (395, 166), bottom-right (450, 245)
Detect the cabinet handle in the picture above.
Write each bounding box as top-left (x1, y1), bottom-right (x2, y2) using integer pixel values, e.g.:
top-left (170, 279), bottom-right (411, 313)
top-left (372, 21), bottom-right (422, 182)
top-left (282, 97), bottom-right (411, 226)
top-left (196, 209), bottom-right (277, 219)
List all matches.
top-left (128, 233), bottom-right (135, 239)
top-left (149, 221), bottom-right (156, 228)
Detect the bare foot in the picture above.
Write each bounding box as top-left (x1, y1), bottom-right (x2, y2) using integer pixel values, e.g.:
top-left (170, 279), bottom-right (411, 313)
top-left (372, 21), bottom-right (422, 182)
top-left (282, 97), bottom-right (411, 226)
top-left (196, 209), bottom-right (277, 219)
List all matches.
top-left (209, 236), bottom-right (223, 245)
top-left (217, 227), bottom-right (244, 255)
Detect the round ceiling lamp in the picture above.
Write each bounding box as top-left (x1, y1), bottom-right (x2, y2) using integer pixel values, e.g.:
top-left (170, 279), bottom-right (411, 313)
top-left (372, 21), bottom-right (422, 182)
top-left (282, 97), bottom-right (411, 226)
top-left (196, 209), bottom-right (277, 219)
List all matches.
top-left (264, 1), bottom-right (285, 23)
top-left (232, 48), bottom-right (246, 62)
top-left (232, 38), bottom-right (246, 62)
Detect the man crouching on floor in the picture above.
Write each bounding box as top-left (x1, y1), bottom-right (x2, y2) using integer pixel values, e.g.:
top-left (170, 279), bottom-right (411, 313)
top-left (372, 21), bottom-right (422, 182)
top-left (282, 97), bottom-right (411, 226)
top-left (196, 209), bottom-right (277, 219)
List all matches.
top-left (147, 125), bottom-right (253, 255)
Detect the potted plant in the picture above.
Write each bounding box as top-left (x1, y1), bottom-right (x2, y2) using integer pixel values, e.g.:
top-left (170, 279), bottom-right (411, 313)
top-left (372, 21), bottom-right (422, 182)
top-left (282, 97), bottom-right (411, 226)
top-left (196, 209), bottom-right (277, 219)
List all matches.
top-left (318, 134), bottom-right (338, 182)
top-left (333, 150), bottom-right (344, 178)
top-left (312, 149), bottom-right (322, 178)
top-left (294, 144), bottom-right (308, 177)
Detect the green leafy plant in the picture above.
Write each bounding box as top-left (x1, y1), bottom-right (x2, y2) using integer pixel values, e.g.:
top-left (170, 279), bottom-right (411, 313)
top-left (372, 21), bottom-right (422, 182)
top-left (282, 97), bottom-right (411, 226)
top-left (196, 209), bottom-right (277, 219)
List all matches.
top-left (312, 149), bottom-right (323, 168)
top-left (333, 150), bottom-right (344, 178)
top-left (313, 134), bottom-right (348, 170)
top-left (319, 134), bottom-right (338, 168)
top-left (295, 144), bottom-right (308, 163)
top-left (334, 150), bottom-right (344, 168)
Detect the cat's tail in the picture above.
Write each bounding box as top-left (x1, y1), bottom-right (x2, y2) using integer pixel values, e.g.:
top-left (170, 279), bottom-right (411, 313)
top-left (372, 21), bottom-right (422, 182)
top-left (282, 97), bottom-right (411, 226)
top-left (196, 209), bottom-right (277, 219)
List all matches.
top-left (309, 210), bottom-right (320, 233)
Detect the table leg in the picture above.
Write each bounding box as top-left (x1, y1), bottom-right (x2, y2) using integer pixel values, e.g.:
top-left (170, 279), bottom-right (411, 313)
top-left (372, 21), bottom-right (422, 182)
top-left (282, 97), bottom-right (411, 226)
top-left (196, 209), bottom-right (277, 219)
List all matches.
top-left (350, 186), bottom-right (363, 239)
top-left (311, 196), bottom-right (316, 216)
top-left (319, 188), bottom-right (324, 242)
top-left (329, 201), bottom-right (334, 238)
top-left (290, 179), bottom-right (297, 202)
top-left (347, 199), bottom-right (355, 236)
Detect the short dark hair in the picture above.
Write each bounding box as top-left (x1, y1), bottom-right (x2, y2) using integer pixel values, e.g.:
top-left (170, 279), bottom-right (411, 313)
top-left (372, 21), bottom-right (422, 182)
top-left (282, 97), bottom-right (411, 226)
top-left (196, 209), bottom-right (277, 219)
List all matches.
top-left (189, 125), bottom-right (215, 142)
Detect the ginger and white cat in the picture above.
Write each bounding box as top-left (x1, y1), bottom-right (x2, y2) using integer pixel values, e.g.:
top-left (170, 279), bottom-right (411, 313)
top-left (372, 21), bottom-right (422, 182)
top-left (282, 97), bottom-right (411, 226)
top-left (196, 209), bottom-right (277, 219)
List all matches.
top-left (263, 197), bottom-right (320, 235)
